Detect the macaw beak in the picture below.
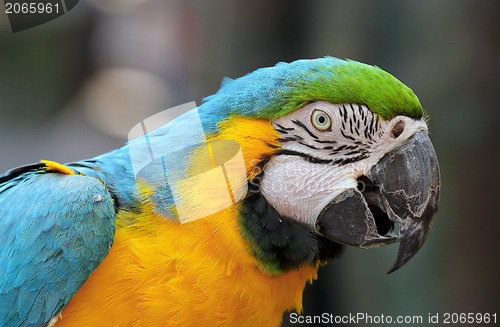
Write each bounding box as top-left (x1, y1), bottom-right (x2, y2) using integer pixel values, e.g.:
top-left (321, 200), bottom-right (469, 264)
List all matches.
top-left (315, 131), bottom-right (440, 273)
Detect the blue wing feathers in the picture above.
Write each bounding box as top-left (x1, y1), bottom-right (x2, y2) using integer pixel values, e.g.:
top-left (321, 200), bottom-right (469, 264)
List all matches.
top-left (0, 169), bottom-right (115, 326)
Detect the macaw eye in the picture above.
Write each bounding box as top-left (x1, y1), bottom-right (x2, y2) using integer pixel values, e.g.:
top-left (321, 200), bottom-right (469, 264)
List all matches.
top-left (311, 109), bottom-right (331, 131)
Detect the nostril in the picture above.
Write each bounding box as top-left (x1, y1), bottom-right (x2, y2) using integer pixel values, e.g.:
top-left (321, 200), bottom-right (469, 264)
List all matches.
top-left (391, 120), bottom-right (405, 138)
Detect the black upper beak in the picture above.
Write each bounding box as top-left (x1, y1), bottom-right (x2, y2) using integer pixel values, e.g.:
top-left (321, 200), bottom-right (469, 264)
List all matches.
top-left (315, 131), bottom-right (440, 273)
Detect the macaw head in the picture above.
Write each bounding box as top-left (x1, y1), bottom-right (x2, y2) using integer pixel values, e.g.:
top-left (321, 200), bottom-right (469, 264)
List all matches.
top-left (195, 57), bottom-right (440, 274)
top-left (129, 57), bottom-right (440, 275)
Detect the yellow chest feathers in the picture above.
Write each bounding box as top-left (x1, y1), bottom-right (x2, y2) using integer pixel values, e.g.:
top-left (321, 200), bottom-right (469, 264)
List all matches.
top-left (57, 203), bottom-right (318, 327)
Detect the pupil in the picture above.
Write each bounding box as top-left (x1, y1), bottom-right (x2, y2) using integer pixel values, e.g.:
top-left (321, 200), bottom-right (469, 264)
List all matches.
top-left (318, 116), bottom-right (325, 124)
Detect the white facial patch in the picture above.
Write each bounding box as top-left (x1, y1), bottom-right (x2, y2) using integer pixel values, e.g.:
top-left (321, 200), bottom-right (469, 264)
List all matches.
top-left (260, 155), bottom-right (357, 227)
top-left (260, 101), bottom-right (428, 228)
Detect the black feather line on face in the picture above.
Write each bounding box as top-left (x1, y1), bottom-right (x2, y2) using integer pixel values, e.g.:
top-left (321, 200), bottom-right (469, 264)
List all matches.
top-left (277, 136), bottom-right (301, 143)
top-left (340, 130), bottom-right (356, 141)
top-left (274, 149), bottom-right (333, 164)
top-left (275, 123), bottom-right (295, 131)
top-left (314, 139), bottom-right (337, 144)
top-left (351, 104), bottom-right (357, 124)
top-left (334, 154), bottom-right (369, 166)
top-left (342, 105), bottom-right (348, 121)
top-left (291, 119), bottom-right (319, 139)
top-left (275, 128), bottom-right (289, 134)
top-left (298, 142), bottom-right (319, 150)
top-left (265, 142), bottom-right (280, 149)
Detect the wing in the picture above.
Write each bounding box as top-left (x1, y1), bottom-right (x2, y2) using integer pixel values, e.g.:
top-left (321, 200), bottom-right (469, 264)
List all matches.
top-left (0, 163), bottom-right (115, 326)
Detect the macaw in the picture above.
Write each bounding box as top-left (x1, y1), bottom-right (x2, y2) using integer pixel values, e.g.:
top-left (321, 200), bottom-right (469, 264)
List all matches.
top-left (0, 57), bottom-right (440, 327)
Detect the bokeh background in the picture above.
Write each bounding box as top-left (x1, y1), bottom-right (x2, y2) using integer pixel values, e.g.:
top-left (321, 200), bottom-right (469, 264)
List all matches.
top-left (1, 1), bottom-right (499, 326)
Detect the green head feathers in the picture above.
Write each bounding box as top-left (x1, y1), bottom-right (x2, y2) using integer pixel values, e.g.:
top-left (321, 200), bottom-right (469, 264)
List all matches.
top-left (199, 57), bottom-right (422, 132)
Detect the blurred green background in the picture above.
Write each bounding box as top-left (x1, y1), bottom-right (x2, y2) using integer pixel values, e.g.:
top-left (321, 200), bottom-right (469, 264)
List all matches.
top-left (1, 1), bottom-right (499, 326)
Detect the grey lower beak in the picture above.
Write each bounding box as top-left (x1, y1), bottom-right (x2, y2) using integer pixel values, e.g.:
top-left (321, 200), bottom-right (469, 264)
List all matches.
top-left (316, 131), bottom-right (440, 273)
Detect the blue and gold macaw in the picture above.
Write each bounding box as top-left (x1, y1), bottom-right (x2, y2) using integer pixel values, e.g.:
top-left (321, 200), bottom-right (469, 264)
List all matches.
top-left (0, 57), bottom-right (440, 326)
